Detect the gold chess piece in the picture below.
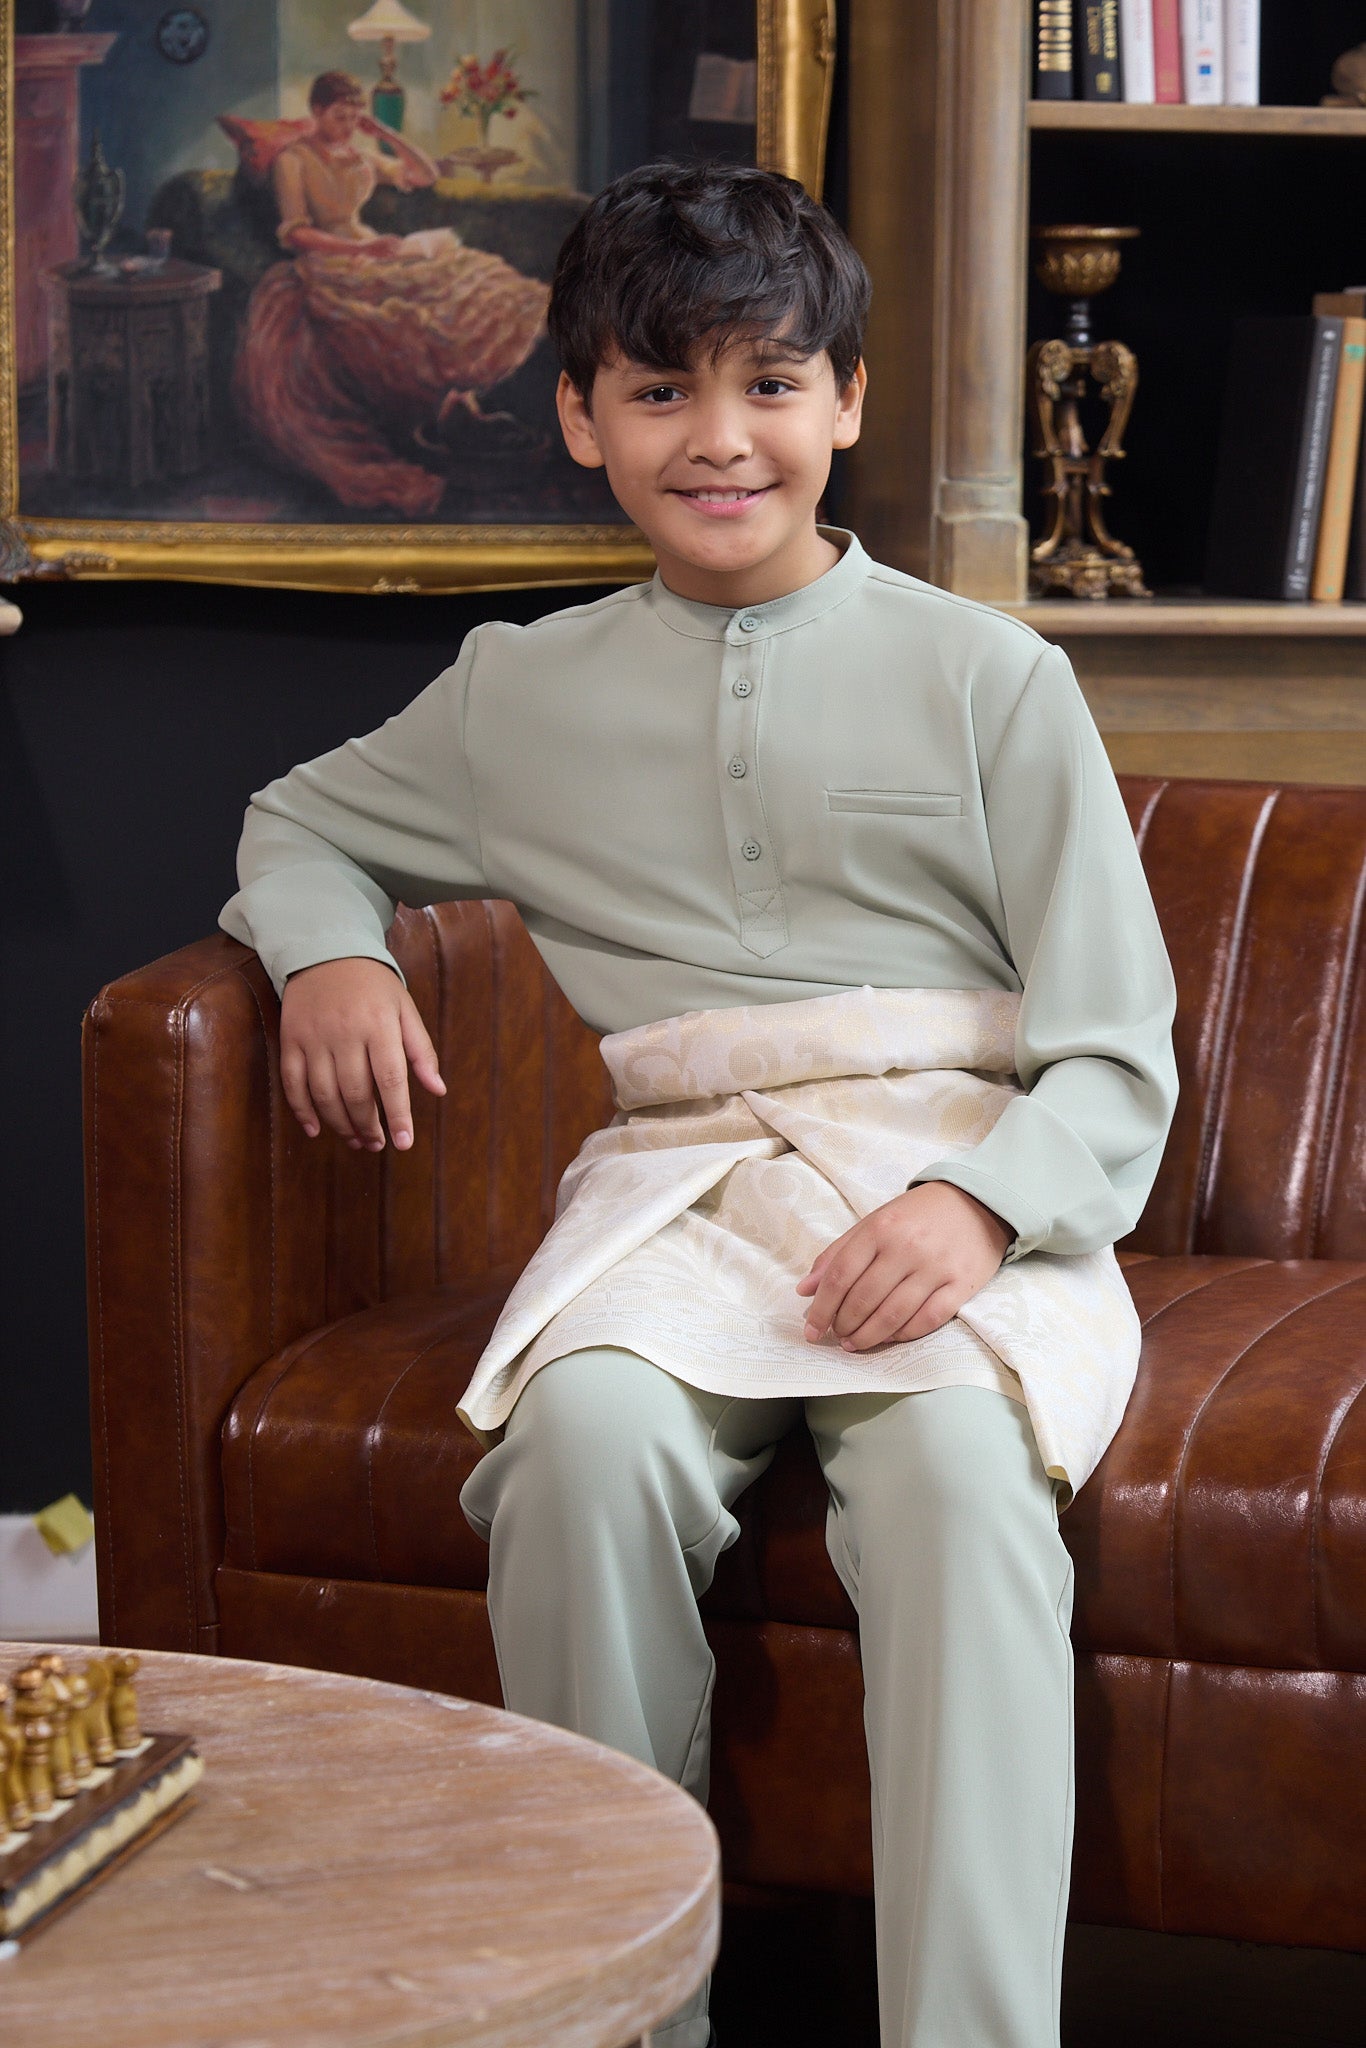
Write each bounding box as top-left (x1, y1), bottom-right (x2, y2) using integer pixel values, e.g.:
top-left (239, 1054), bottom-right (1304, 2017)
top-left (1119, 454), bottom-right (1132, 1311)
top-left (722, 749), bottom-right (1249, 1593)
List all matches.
top-left (66, 1670), bottom-right (95, 1781)
top-left (0, 1692), bottom-right (33, 1831)
top-left (109, 1652), bottom-right (142, 1753)
top-left (35, 1657), bottom-right (78, 1799)
top-left (13, 1671), bottom-right (55, 1816)
top-left (82, 1657), bottom-right (117, 1766)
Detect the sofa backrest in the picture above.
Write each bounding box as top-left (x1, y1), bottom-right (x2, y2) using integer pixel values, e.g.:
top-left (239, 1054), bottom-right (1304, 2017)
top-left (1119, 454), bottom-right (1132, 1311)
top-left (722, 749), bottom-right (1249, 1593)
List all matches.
top-left (1120, 777), bottom-right (1366, 1260)
top-left (375, 777), bottom-right (1366, 1306)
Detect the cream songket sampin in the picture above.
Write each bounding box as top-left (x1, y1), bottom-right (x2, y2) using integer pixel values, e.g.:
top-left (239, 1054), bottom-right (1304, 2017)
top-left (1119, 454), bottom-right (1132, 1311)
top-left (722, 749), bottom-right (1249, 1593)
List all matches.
top-left (459, 986), bottom-right (1141, 1503)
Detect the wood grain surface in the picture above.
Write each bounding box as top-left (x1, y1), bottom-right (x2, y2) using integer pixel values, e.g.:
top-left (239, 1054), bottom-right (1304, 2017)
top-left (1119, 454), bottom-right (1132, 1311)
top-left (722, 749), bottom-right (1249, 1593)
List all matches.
top-left (0, 1644), bottom-right (719, 2048)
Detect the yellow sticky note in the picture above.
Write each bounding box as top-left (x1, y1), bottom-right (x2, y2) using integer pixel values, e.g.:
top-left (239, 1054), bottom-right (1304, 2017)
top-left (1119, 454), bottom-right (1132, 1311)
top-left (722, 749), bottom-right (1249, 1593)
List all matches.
top-left (33, 1494), bottom-right (96, 1558)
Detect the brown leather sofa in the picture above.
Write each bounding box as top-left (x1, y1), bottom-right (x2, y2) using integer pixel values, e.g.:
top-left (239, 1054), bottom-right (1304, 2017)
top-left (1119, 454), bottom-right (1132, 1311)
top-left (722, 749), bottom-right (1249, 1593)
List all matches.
top-left (83, 775), bottom-right (1366, 1950)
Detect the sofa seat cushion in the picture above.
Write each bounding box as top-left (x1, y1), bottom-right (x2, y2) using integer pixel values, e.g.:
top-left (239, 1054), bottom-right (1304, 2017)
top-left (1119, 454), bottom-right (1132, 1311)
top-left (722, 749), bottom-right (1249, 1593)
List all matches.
top-left (222, 1257), bottom-right (1366, 1669)
top-left (221, 1278), bottom-right (516, 1588)
top-left (1068, 1255), bottom-right (1366, 1672)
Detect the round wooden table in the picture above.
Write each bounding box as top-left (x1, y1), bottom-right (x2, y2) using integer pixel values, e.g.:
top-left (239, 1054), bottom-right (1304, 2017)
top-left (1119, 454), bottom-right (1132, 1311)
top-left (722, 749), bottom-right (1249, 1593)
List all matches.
top-left (1, 1645), bottom-right (719, 2047)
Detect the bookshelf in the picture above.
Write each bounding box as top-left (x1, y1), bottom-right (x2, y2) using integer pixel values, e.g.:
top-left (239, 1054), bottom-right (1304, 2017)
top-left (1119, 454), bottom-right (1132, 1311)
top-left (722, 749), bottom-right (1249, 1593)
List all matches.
top-left (841, 0), bottom-right (1366, 785)
top-left (1027, 103), bottom-right (1366, 135)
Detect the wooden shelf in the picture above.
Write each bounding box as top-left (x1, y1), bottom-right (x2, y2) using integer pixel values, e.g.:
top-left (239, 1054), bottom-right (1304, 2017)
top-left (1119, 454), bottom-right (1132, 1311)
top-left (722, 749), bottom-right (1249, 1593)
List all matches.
top-left (997, 600), bottom-right (1366, 636)
top-left (1028, 102), bottom-right (1366, 137)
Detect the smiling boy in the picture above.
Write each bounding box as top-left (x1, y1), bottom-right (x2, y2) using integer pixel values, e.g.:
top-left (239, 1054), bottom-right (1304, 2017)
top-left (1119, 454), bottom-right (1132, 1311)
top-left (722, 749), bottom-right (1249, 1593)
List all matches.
top-left (221, 162), bottom-right (1177, 2048)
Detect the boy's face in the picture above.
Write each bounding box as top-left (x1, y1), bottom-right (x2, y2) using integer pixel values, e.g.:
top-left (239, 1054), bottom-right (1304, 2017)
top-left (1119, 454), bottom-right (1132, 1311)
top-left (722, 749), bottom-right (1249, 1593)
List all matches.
top-left (555, 331), bottom-right (866, 606)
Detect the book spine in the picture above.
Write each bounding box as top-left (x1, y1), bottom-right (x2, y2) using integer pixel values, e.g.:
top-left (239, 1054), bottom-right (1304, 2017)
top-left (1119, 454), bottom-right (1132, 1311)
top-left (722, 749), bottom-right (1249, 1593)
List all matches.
top-left (1310, 319), bottom-right (1366, 602)
top-left (1079, 2), bottom-right (1124, 100)
top-left (1284, 318), bottom-right (1342, 599)
top-left (1224, 0), bottom-right (1259, 105)
top-left (1034, 1), bottom-right (1075, 98)
top-left (1180, 0), bottom-right (1223, 104)
top-left (1121, 0), bottom-right (1157, 101)
top-left (1346, 402), bottom-right (1366, 601)
top-left (1153, 0), bottom-right (1183, 100)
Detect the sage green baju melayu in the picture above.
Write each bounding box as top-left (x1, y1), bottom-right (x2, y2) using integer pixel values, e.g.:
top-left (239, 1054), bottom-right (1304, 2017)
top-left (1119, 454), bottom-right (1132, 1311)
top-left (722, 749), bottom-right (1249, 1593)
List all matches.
top-left (221, 529), bottom-right (1177, 2048)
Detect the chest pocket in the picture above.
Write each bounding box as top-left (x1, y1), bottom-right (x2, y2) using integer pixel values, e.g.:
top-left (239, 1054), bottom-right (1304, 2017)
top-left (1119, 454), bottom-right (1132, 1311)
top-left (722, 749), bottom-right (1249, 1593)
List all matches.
top-left (826, 788), bottom-right (964, 818)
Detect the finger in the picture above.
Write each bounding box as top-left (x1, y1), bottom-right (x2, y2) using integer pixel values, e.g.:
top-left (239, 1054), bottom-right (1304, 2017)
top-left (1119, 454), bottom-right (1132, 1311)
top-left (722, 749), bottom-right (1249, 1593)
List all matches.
top-left (305, 1049), bottom-right (367, 1146)
top-left (802, 1237), bottom-right (877, 1342)
top-left (796, 1220), bottom-right (860, 1299)
top-left (332, 1049), bottom-right (387, 1150)
top-left (368, 1026), bottom-right (416, 1152)
top-left (829, 1249), bottom-right (920, 1341)
top-left (839, 1274), bottom-right (938, 1352)
top-left (279, 1042), bottom-right (320, 1138)
top-left (400, 999), bottom-right (446, 1097)
top-left (887, 1283), bottom-right (965, 1345)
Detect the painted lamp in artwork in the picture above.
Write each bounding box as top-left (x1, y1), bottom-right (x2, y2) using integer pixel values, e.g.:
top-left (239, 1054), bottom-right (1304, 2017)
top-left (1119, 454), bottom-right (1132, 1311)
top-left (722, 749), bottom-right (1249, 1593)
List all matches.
top-left (347, 0), bottom-right (431, 133)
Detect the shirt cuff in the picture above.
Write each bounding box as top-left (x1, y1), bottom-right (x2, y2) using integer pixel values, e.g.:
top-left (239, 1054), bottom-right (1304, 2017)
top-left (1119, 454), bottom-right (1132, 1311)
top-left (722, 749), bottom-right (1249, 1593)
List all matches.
top-left (905, 1162), bottom-right (1051, 1265)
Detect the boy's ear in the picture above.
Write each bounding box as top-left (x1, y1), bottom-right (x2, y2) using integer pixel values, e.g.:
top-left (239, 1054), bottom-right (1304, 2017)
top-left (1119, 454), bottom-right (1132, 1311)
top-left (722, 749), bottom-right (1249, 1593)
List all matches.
top-left (555, 371), bottom-right (606, 469)
top-left (832, 357), bottom-right (867, 451)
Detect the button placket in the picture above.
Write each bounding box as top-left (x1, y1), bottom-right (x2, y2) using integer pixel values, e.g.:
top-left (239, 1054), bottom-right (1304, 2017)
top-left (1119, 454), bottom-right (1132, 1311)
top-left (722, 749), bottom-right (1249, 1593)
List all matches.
top-left (718, 618), bottom-right (789, 958)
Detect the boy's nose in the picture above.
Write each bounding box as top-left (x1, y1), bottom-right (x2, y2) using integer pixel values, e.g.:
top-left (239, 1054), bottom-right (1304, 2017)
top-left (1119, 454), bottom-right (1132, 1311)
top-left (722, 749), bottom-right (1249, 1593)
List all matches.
top-left (683, 403), bottom-right (754, 466)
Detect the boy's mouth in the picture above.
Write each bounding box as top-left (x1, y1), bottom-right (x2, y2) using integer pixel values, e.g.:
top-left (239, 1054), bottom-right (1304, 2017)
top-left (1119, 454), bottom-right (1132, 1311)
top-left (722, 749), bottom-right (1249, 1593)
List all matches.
top-left (674, 486), bottom-right (773, 516)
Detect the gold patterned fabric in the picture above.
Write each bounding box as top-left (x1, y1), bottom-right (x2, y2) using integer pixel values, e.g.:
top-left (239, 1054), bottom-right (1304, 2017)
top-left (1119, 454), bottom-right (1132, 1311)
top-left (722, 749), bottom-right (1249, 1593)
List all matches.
top-left (459, 986), bottom-right (1142, 1503)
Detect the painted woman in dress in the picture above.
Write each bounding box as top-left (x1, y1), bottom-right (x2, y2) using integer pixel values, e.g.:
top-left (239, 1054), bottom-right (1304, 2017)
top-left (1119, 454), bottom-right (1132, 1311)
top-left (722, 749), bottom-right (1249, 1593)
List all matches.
top-left (234, 72), bottom-right (549, 518)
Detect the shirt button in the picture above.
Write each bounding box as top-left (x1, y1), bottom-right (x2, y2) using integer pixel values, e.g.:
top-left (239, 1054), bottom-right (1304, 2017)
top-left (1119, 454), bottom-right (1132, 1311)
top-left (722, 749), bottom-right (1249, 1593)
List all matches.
top-left (728, 756), bottom-right (747, 778)
top-left (732, 677), bottom-right (753, 698)
top-left (738, 614), bottom-right (761, 633)
top-left (741, 839), bottom-right (762, 861)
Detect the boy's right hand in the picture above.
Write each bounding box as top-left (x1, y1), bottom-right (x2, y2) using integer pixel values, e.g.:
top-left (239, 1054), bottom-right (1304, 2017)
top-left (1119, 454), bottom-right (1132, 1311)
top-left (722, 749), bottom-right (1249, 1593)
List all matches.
top-left (279, 957), bottom-right (446, 1153)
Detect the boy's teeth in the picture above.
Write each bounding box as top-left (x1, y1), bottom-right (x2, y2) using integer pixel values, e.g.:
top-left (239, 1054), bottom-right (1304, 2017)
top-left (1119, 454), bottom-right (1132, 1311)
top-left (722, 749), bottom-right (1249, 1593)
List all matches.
top-left (689, 488), bottom-right (759, 501)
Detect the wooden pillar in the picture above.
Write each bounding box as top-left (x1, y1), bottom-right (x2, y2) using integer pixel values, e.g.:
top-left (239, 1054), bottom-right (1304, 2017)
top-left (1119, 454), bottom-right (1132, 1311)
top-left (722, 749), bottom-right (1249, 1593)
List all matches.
top-left (844, 0), bottom-right (1030, 600)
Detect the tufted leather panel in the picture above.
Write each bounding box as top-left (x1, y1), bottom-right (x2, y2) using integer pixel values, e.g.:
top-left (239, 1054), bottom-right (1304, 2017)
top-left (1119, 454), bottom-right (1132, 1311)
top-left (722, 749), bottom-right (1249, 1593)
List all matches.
top-left (1120, 779), bottom-right (1366, 1260)
top-left (220, 1254), bottom-right (1366, 1675)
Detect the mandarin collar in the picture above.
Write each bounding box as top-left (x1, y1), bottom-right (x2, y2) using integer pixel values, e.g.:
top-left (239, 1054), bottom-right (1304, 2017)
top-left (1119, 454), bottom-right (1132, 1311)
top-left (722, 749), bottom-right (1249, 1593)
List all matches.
top-left (646, 527), bottom-right (870, 641)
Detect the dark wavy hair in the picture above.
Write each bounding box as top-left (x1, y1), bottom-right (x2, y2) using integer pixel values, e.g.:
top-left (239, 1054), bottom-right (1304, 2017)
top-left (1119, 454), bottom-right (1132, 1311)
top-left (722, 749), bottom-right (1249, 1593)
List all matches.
top-left (309, 71), bottom-right (365, 113)
top-left (547, 160), bottom-right (871, 404)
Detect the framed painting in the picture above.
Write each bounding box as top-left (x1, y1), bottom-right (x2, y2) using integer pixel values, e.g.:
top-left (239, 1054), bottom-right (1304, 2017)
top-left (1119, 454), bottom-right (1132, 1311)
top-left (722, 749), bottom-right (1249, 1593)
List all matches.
top-left (0, 0), bottom-right (836, 593)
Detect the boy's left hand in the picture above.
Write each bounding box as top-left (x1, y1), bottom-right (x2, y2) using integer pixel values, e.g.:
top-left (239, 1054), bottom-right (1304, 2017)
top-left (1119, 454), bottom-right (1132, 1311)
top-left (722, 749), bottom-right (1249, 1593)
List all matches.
top-left (796, 1183), bottom-right (1013, 1351)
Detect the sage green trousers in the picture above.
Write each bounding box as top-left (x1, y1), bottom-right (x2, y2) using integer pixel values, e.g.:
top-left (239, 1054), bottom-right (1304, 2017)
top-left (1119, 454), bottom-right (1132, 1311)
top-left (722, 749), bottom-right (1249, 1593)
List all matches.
top-left (460, 1347), bottom-right (1075, 2048)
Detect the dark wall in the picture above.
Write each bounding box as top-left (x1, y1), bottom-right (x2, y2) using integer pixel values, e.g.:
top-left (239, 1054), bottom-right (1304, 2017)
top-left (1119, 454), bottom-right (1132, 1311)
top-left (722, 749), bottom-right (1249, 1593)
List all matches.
top-left (0, 575), bottom-right (613, 1512)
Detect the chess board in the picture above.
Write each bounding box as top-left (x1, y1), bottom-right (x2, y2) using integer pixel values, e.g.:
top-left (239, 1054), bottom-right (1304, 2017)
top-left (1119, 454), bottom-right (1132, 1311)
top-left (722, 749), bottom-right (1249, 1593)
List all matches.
top-left (1, 1650), bottom-right (202, 1943)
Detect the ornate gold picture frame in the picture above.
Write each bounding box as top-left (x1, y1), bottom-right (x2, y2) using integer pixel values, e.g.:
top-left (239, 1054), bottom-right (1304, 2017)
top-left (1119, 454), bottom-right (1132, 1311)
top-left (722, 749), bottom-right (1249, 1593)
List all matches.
top-left (0, 1), bottom-right (835, 595)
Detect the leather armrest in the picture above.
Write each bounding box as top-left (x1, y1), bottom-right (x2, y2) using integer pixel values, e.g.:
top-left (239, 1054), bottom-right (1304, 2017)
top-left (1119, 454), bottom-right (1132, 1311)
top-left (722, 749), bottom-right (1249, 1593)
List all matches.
top-left (83, 933), bottom-right (332, 1652)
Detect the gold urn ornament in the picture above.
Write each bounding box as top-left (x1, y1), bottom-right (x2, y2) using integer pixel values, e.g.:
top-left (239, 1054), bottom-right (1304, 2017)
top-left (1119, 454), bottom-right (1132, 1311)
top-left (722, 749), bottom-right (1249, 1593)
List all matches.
top-left (1026, 225), bottom-right (1150, 600)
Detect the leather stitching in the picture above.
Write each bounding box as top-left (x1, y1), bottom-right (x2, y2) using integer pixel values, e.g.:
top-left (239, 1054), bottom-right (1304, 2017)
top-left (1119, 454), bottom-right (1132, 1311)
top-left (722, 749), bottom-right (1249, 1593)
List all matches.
top-left (364, 1332), bottom-right (458, 1579)
top-left (239, 971), bottom-right (280, 1358)
top-left (1307, 841), bottom-right (1366, 1256)
top-left (1306, 1347), bottom-right (1366, 1670)
top-left (169, 1006), bottom-right (195, 1644)
top-left (1191, 792), bottom-right (1278, 1254)
top-left (242, 1322), bottom-right (340, 1574)
top-left (1154, 1653), bottom-right (1175, 1931)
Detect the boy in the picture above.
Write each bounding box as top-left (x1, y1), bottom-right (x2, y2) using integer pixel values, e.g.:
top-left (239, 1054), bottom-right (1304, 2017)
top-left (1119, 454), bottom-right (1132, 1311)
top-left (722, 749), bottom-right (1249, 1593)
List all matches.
top-left (221, 162), bottom-right (1178, 2048)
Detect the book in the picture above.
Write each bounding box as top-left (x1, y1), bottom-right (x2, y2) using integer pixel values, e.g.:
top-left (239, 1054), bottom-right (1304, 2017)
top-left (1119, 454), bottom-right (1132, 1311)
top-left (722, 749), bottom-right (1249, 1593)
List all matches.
top-left (1153, 0), bottom-right (1182, 101)
top-left (1180, 0), bottom-right (1223, 103)
top-left (1079, 2), bottom-right (1123, 100)
top-left (1034, 1), bottom-right (1074, 98)
top-left (1205, 316), bottom-right (1342, 600)
top-left (1310, 317), bottom-right (1366, 601)
top-left (1224, 0), bottom-right (1259, 105)
top-left (1121, 0), bottom-right (1157, 102)
top-left (1315, 293), bottom-right (1366, 601)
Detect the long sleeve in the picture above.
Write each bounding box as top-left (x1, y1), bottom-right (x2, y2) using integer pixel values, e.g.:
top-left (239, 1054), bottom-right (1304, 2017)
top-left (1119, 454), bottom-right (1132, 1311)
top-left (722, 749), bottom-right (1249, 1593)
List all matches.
top-left (219, 627), bottom-right (490, 995)
top-left (909, 641), bottom-right (1178, 1260)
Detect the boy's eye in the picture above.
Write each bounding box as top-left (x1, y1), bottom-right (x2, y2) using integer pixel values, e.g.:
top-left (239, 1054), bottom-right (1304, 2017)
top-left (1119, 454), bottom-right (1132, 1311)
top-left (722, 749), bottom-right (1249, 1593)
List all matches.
top-left (638, 384), bottom-right (685, 404)
top-left (751, 378), bottom-right (792, 397)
